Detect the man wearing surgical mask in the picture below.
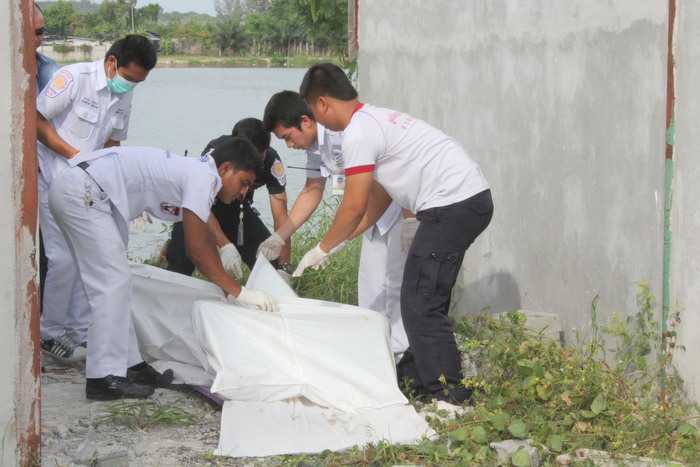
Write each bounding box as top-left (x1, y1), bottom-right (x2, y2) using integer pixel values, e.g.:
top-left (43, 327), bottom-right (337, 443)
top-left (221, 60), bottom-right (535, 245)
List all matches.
top-left (36, 35), bottom-right (157, 362)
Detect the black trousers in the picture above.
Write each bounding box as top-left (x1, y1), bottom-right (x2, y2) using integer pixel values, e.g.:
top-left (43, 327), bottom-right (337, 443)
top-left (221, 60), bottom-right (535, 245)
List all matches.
top-left (165, 202), bottom-right (276, 275)
top-left (39, 230), bottom-right (47, 313)
top-left (398, 189), bottom-right (493, 399)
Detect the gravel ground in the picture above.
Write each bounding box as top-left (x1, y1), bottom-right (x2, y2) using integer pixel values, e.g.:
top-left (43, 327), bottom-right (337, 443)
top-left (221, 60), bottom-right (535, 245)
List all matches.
top-left (41, 355), bottom-right (267, 467)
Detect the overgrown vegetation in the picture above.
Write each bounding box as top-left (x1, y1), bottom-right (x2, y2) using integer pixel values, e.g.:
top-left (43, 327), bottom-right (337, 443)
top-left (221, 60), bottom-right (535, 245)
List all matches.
top-left (97, 399), bottom-right (196, 430)
top-left (41, 0), bottom-right (348, 60)
top-left (278, 286), bottom-right (699, 465)
top-left (290, 199), bottom-right (361, 305)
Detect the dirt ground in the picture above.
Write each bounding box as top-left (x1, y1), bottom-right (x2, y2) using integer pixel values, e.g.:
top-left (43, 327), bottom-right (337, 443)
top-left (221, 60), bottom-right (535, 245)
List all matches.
top-left (41, 355), bottom-right (258, 467)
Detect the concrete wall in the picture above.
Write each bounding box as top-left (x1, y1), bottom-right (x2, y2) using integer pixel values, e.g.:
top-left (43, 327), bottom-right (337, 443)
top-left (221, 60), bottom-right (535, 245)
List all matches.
top-left (358, 0), bottom-right (667, 334)
top-left (0, 3), bottom-right (20, 462)
top-left (670, 1), bottom-right (700, 402)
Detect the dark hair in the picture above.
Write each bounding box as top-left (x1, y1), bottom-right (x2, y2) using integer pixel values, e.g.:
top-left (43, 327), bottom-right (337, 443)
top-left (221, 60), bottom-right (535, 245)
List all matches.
top-left (203, 135), bottom-right (261, 174)
top-left (262, 90), bottom-right (315, 131)
top-left (299, 62), bottom-right (357, 103)
top-left (105, 34), bottom-right (158, 70)
top-left (231, 118), bottom-right (270, 154)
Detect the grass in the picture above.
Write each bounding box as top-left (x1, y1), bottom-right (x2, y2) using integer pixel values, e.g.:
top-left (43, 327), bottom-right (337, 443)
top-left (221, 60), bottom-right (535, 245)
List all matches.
top-left (273, 288), bottom-right (699, 466)
top-left (289, 198), bottom-right (361, 305)
top-left (96, 399), bottom-right (196, 430)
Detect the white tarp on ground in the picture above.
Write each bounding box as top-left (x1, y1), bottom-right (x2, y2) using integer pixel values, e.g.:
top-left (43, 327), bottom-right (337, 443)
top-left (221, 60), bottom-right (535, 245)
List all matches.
top-left (130, 258), bottom-right (297, 384)
top-left (130, 262), bottom-right (221, 385)
top-left (130, 258), bottom-right (433, 457)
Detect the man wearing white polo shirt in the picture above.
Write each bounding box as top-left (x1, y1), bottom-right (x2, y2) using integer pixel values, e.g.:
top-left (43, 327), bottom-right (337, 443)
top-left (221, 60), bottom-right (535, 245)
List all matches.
top-left (293, 63), bottom-right (494, 404)
top-left (37, 35), bottom-right (157, 360)
top-left (259, 90), bottom-right (410, 355)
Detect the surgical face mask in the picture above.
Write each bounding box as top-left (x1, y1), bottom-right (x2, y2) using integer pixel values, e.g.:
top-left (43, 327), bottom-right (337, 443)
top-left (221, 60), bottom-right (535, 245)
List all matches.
top-left (107, 67), bottom-right (137, 95)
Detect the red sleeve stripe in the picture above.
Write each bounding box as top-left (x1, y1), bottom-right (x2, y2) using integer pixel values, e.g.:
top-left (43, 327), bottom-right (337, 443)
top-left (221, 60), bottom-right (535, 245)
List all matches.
top-left (345, 164), bottom-right (375, 176)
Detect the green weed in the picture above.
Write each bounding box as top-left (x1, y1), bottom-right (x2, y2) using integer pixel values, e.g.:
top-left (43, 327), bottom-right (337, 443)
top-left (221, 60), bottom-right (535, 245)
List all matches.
top-left (290, 199), bottom-right (361, 305)
top-left (275, 285), bottom-right (699, 465)
top-left (96, 399), bottom-right (196, 430)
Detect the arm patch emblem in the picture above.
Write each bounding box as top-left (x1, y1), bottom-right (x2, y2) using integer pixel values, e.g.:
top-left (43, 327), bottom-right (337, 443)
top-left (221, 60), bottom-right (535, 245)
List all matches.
top-left (271, 159), bottom-right (287, 185)
top-left (45, 69), bottom-right (73, 98)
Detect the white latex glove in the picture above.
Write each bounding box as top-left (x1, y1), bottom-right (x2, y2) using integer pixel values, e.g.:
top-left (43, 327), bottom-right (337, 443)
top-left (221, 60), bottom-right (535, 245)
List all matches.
top-left (400, 217), bottom-right (419, 253)
top-left (258, 232), bottom-right (285, 261)
top-left (292, 242), bottom-right (346, 277)
top-left (228, 287), bottom-right (279, 312)
top-left (219, 243), bottom-right (243, 279)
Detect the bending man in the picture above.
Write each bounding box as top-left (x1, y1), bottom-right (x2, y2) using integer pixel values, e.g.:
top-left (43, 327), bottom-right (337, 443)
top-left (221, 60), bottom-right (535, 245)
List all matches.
top-left (293, 63), bottom-right (493, 404)
top-left (259, 90), bottom-right (410, 355)
top-left (49, 137), bottom-right (277, 400)
top-left (166, 118), bottom-right (291, 278)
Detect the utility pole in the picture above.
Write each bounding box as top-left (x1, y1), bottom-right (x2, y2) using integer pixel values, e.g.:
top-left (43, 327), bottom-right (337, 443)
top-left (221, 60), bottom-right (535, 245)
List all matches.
top-left (130, 3), bottom-right (135, 32)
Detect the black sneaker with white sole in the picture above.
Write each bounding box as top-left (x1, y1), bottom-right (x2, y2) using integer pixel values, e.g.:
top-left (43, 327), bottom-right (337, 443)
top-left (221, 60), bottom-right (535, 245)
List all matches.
top-left (40, 335), bottom-right (75, 359)
top-left (127, 362), bottom-right (175, 387)
top-left (86, 375), bottom-right (155, 401)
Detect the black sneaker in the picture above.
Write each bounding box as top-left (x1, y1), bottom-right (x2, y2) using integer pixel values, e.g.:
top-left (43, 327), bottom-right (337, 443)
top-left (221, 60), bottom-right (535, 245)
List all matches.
top-left (86, 375), bottom-right (155, 401)
top-left (127, 362), bottom-right (174, 387)
top-left (41, 335), bottom-right (74, 359)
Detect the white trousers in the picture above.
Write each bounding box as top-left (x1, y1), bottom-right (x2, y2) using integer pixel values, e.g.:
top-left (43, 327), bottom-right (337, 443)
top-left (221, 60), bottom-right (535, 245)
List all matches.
top-left (358, 221), bottom-right (409, 355)
top-left (48, 168), bottom-right (142, 378)
top-left (39, 172), bottom-right (91, 342)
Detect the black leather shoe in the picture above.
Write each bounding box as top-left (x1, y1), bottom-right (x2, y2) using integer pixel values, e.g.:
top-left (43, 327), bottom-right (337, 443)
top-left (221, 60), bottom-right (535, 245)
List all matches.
top-left (86, 375), bottom-right (155, 401)
top-left (127, 362), bottom-right (174, 387)
top-left (434, 386), bottom-right (475, 405)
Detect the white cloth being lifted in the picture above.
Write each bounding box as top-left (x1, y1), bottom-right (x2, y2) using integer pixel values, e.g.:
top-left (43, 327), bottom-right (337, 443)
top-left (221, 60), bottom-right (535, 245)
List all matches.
top-left (130, 257), bottom-right (433, 457)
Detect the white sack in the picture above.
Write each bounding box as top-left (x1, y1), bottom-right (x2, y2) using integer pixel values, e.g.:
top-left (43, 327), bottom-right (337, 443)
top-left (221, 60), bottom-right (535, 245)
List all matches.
top-left (216, 399), bottom-right (434, 457)
top-left (192, 299), bottom-right (407, 412)
top-left (130, 257), bottom-right (297, 384)
top-left (130, 258), bottom-right (433, 456)
top-left (246, 255), bottom-right (297, 298)
top-left (130, 263), bottom-right (223, 385)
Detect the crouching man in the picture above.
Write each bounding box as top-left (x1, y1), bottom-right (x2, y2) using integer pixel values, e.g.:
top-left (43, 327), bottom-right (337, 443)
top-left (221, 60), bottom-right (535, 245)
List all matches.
top-left (48, 136), bottom-right (278, 400)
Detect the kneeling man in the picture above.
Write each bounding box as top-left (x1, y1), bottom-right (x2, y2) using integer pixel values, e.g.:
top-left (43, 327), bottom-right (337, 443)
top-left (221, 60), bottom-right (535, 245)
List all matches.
top-left (49, 136), bottom-right (277, 400)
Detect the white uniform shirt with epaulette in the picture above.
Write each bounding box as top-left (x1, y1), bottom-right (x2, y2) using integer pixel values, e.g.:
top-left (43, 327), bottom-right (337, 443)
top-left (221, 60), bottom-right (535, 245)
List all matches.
top-left (305, 122), bottom-right (402, 237)
top-left (37, 60), bottom-right (133, 189)
top-left (69, 147), bottom-right (221, 242)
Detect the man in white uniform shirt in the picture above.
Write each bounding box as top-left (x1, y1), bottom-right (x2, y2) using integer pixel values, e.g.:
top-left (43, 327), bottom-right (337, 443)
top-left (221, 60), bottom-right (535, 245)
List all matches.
top-left (36, 35), bottom-right (157, 359)
top-left (293, 64), bottom-right (494, 404)
top-left (49, 137), bottom-right (278, 400)
top-left (259, 91), bottom-right (410, 355)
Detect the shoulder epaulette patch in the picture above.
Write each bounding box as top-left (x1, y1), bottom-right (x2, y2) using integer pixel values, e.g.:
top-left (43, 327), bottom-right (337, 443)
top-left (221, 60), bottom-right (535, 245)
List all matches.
top-left (45, 69), bottom-right (73, 98)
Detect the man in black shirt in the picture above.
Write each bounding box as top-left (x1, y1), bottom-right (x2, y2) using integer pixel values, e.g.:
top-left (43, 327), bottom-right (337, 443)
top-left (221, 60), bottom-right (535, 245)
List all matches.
top-left (165, 118), bottom-right (291, 275)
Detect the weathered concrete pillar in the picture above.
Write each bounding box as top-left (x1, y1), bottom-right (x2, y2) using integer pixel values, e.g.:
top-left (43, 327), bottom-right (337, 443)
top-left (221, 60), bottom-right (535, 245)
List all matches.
top-left (0, 0), bottom-right (41, 464)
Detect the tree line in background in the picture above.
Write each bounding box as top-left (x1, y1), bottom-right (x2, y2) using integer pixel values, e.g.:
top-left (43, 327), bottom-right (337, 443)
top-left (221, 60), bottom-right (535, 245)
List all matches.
top-left (39, 0), bottom-right (348, 57)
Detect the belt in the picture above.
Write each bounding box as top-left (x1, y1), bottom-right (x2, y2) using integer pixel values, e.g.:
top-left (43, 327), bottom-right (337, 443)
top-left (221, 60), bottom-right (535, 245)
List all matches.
top-left (77, 161), bottom-right (105, 192)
